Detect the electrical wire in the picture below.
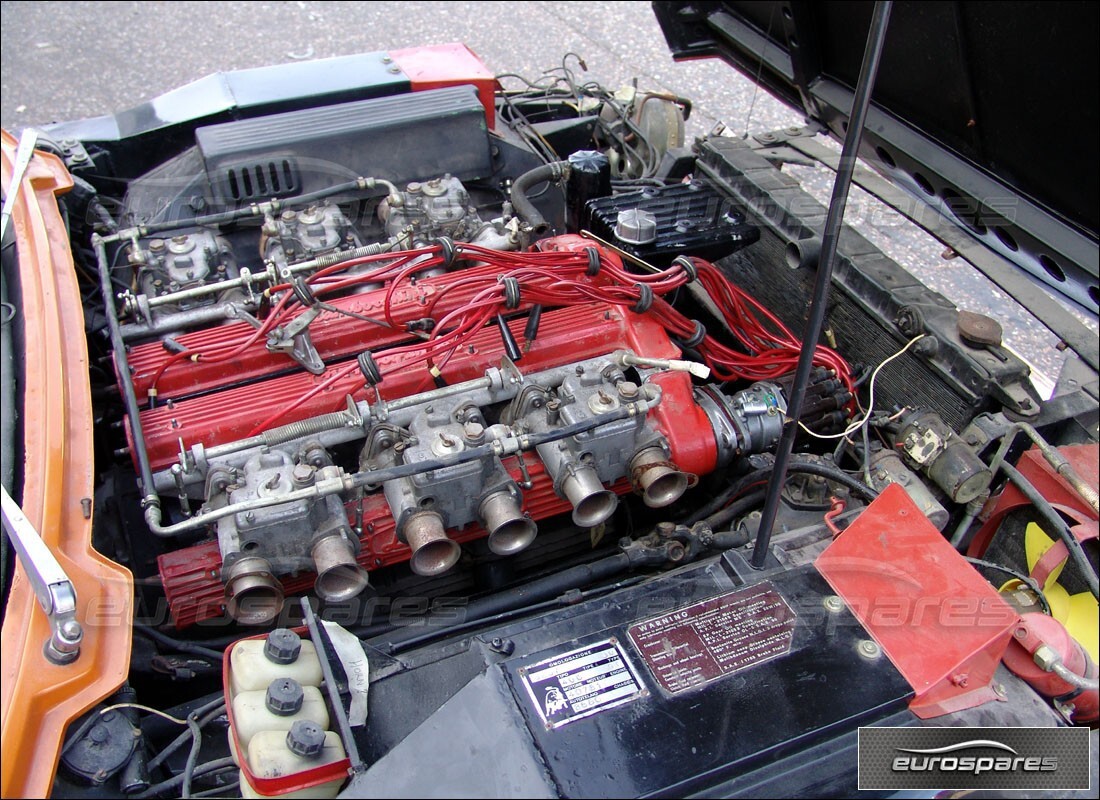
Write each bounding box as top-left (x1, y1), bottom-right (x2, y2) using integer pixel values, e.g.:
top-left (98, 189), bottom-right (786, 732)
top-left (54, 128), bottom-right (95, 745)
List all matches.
top-left (965, 557), bottom-right (1052, 615)
top-left (146, 698), bottom-right (226, 773)
top-left (98, 703), bottom-right (188, 726)
top-left (495, 58), bottom-right (674, 179)
top-left (191, 780), bottom-right (240, 799)
top-left (798, 335), bottom-right (924, 440)
top-left (180, 713), bottom-right (204, 798)
top-left (212, 246), bottom-right (854, 436)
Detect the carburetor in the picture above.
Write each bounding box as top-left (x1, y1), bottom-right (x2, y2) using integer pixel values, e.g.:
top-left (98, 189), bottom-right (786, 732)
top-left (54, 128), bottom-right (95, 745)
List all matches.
top-left (129, 229), bottom-right (240, 313)
top-left (508, 364), bottom-right (688, 527)
top-left (379, 175), bottom-right (519, 250)
top-left (361, 401), bottom-right (533, 577)
top-left (261, 203), bottom-right (362, 263)
top-left (209, 448), bottom-right (367, 624)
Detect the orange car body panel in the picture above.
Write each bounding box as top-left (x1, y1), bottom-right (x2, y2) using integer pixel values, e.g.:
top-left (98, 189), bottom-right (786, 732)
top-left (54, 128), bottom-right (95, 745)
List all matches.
top-left (1, 131), bottom-right (134, 799)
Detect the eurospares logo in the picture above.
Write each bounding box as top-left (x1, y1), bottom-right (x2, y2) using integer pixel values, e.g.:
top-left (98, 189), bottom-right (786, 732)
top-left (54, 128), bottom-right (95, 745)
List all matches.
top-left (858, 727), bottom-right (1090, 790)
top-left (894, 739), bottom-right (1057, 774)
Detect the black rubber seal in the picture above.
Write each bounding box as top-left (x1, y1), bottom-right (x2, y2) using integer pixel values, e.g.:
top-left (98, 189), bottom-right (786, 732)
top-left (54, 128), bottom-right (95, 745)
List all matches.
top-left (433, 236), bottom-right (456, 268)
top-left (585, 246), bottom-right (602, 276)
top-left (357, 351), bottom-right (382, 386)
top-left (500, 276), bottom-right (521, 310)
top-left (291, 276), bottom-right (317, 307)
top-left (672, 255), bottom-right (697, 282)
top-left (631, 283), bottom-right (653, 313)
top-left (679, 319), bottom-right (707, 348)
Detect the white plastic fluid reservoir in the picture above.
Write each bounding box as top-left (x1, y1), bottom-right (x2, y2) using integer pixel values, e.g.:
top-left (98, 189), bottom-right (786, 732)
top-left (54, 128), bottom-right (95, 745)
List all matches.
top-left (232, 678), bottom-right (330, 751)
top-left (240, 723), bottom-right (347, 799)
top-left (230, 629), bottom-right (324, 694)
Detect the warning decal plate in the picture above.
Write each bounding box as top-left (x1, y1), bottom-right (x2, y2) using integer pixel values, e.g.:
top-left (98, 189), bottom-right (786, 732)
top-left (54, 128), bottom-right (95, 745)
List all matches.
top-left (518, 638), bottom-right (646, 729)
top-left (627, 582), bottom-right (796, 694)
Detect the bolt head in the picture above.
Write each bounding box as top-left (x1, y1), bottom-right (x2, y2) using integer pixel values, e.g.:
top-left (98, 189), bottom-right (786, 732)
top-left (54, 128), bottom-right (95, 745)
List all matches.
top-left (617, 381), bottom-right (639, 399)
top-left (58, 620), bottom-right (84, 645)
top-left (292, 464), bottom-right (316, 485)
top-left (89, 724), bottom-right (110, 744)
top-left (857, 639), bottom-right (882, 659)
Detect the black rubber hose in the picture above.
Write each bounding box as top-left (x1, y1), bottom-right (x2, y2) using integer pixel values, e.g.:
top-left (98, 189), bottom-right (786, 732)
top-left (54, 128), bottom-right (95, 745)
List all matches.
top-left (703, 490), bottom-right (768, 531)
top-left (786, 461), bottom-right (880, 503)
top-left (965, 557), bottom-right (1052, 615)
top-left (371, 552), bottom-right (632, 649)
top-left (133, 756), bottom-right (236, 799)
top-left (510, 161), bottom-right (568, 234)
top-left (389, 576), bottom-right (648, 655)
top-left (685, 470), bottom-right (771, 526)
top-left (132, 623), bottom-right (223, 662)
top-left (688, 461), bottom-right (878, 529)
top-left (710, 529), bottom-right (752, 550)
top-left (145, 698), bottom-right (226, 773)
top-left (1001, 462), bottom-right (1098, 599)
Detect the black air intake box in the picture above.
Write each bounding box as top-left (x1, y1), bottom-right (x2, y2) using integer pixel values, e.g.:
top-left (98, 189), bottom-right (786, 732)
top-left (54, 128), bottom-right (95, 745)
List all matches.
top-left (195, 86), bottom-right (492, 201)
top-left (583, 180), bottom-right (759, 265)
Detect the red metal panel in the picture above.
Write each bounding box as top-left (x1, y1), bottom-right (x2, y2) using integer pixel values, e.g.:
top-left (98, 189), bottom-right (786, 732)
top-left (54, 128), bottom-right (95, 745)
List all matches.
top-left (815, 483), bottom-right (1019, 718)
top-left (390, 44), bottom-right (498, 127)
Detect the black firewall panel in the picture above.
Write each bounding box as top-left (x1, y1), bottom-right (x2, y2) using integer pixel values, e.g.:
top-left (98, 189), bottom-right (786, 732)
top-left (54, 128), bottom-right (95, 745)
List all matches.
top-left (347, 562), bottom-right (913, 798)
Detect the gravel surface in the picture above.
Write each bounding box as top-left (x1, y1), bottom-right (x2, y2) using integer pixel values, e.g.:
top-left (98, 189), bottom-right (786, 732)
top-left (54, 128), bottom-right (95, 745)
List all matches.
top-left (2, 0), bottom-right (1092, 387)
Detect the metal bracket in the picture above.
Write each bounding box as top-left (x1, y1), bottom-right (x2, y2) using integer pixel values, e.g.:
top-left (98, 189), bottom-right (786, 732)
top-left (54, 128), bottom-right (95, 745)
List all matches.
top-left (266, 305), bottom-right (326, 374)
top-left (0, 485), bottom-right (83, 664)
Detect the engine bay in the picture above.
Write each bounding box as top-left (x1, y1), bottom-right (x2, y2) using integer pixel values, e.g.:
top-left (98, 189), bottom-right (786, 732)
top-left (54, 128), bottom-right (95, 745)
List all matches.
top-left (2, 40), bottom-right (1097, 799)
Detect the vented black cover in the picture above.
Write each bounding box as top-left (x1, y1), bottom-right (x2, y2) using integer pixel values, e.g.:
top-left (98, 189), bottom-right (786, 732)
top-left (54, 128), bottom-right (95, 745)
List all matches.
top-left (195, 86), bottom-right (492, 199)
top-left (584, 181), bottom-right (759, 265)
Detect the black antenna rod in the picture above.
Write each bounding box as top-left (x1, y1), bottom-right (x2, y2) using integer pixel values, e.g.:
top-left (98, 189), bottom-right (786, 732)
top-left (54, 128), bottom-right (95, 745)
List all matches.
top-left (751, 1), bottom-right (894, 569)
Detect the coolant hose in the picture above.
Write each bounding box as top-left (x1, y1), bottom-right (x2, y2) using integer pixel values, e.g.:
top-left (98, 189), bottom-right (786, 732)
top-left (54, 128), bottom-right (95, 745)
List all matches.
top-left (786, 462), bottom-right (880, 503)
top-left (703, 490), bottom-right (768, 531)
top-left (510, 161), bottom-right (569, 235)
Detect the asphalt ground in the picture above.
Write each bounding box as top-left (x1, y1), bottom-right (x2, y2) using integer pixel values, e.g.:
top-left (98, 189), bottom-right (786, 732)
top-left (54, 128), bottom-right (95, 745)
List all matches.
top-left (1, 0), bottom-right (1091, 385)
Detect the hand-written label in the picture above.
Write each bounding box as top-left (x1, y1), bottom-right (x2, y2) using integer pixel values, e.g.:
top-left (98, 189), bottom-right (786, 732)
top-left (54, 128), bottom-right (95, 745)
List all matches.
top-left (321, 621), bottom-right (370, 726)
top-left (627, 583), bottom-right (796, 694)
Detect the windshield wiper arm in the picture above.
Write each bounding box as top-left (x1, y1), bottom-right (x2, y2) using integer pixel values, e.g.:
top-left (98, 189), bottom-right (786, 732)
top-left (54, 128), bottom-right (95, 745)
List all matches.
top-left (1, 484), bottom-right (83, 664)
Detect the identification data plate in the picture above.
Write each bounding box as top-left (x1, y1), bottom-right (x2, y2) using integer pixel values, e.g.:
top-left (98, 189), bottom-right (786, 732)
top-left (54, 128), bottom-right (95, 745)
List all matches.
top-left (518, 638), bottom-right (646, 730)
top-left (627, 582), bottom-right (796, 694)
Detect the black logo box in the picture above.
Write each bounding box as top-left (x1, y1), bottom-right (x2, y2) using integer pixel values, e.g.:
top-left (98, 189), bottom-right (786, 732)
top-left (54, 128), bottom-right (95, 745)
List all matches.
top-left (858, 727), bottom-right (1091, 791)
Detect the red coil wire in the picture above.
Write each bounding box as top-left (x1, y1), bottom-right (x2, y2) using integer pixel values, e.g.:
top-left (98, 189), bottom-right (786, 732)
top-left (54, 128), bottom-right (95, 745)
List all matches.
top-left (151, 241), bottom-right (852, 435)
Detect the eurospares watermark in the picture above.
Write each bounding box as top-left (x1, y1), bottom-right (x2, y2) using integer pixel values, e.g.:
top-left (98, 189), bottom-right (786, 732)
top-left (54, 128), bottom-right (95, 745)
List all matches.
top-left (858, 727), bottom-right (1091, 790)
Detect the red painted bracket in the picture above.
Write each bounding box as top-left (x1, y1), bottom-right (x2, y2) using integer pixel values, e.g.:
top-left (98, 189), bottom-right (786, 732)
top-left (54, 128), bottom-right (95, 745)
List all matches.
top-left (816, 483), bottom-right (1020, 719)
